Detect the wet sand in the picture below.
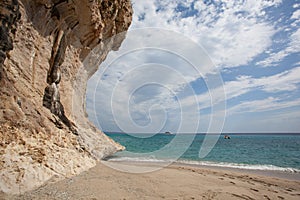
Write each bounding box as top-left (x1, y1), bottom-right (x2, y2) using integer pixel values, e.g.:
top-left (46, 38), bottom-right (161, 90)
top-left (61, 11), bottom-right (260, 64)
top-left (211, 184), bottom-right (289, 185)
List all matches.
top-left (3, 161), bottom-right (300, 199)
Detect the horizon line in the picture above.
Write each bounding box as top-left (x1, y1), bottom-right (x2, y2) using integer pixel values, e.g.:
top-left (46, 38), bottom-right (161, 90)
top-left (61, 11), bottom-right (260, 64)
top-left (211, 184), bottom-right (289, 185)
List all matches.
top-left (104, 132), bottom-right (300, 135)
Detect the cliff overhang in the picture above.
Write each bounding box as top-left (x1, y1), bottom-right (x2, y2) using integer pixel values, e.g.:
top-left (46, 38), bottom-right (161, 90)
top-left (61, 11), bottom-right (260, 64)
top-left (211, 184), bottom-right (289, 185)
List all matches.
top-left (0, 0), bottom-right (132, 194)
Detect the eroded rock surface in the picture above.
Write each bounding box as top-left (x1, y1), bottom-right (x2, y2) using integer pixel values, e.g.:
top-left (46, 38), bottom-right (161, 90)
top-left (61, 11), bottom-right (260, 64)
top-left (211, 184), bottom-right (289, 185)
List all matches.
top-left (0, 0), bottom-right (132, 194)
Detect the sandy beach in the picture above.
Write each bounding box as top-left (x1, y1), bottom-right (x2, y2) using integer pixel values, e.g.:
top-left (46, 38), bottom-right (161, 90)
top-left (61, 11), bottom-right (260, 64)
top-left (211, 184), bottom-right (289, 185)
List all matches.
top-left (2, 161), bottom-right (300, 200)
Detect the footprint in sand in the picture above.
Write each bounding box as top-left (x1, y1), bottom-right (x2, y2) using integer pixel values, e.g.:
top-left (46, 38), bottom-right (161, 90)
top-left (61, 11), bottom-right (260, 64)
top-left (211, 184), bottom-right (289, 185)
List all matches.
top-left (247, 181), bottom-right (255, 185)
top-left (229, 181), bottom-right (236, 185)
top-left (250, 188), bottom-right (259, 192)
top-left (231, 193), bottom-right (254, 200)
top-left (268, 189), bottom-right (278, 193)
top-left (263, 195), bottom-right (271, 200)
top-left (277, 196), bottom-right (285, 199)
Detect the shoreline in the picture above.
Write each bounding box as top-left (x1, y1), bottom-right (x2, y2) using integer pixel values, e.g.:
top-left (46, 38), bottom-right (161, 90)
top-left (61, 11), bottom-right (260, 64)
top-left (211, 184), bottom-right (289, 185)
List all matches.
top-left (104, 157), bottom-right (300, 181)
top-left (4, 161), bottom-right (300, 199)
top-left (105, 160), bottom-right (300, 181)
top-left (173, 161), bottom-right (300, 182)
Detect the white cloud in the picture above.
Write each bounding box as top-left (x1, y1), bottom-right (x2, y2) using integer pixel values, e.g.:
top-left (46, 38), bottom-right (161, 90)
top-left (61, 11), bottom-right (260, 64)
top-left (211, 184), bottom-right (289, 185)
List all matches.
top-left (223, 108), bottom-right (300, 133)
top-left (131, 0), bottom-right (281, 68)
top-left (256, 28), bottom-right (300, 66)
top-left (223, 100), bottom-right (300, 133)
top-left (291, 9), bottom-right (300, 19)
top-left (256, 8), bottom-right (300, 67)
top-left (89, 64), bottom-right (300, 131)
top-left (227, 97), bottom-right (300, 115)
top-left (193, 66), bottom-right (300, 110)
top-left (293, 61), bottom-right (300, 66)
top-left (294, 3), bottom-right (300, 9)
top-left (254, 66), bottom-right (300, 92)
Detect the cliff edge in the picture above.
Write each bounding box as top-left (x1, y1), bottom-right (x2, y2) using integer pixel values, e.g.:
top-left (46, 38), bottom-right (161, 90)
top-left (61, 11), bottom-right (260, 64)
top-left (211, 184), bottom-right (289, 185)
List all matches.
top-left (0, 0), bottom-right (132, 194)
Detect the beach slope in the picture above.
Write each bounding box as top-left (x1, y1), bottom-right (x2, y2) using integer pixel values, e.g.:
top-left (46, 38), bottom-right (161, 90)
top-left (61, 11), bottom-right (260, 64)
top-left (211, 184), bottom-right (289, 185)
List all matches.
top-left (4, 163), bottom-right (300, 200)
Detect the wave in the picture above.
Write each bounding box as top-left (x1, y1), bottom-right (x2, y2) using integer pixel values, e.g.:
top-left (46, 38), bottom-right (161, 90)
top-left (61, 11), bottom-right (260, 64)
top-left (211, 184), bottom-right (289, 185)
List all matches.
top-left (106, 156), bottom-right (300, 173)
top-left (105, 156), bottom-right (170, 163)
top-left (176, 160), bottom-right (300, 173)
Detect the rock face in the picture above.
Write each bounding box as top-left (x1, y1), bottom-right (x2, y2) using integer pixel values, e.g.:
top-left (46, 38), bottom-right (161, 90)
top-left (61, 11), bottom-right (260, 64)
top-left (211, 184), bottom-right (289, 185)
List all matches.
top-left (0, 0), bottom-right (132, 194)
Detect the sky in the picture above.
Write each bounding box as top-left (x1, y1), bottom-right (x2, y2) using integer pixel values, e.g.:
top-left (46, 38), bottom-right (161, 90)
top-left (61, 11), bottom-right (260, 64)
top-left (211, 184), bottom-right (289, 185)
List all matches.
top-left (86, 0), bottom-right (300, 133)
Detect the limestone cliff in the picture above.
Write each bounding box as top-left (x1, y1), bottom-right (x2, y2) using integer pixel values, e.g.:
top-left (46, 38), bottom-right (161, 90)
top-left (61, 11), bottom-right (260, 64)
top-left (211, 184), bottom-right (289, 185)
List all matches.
top-left (0, 0), bottom-right (132, 194)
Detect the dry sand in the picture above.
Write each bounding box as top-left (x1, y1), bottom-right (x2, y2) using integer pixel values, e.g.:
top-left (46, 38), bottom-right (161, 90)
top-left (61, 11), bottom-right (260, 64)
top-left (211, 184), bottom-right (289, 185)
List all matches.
top-left (2, 161), bottom-right (300, 200)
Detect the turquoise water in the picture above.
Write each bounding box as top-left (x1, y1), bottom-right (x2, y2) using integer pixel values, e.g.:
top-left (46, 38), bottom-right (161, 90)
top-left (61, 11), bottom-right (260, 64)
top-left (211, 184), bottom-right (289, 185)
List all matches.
top-left (106, 133), bottom-right (300, 172)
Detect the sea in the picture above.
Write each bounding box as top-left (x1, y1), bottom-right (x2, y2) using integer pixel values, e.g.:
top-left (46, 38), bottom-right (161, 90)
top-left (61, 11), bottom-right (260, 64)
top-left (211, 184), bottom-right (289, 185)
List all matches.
top-left (105, 133), bottom-right (300, 174)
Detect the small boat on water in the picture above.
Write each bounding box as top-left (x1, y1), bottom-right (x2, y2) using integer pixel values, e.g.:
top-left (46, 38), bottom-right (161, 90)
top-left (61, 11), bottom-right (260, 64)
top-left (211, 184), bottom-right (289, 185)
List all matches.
top-left (165, 131), bottom-right (172, 135)
top-left (224, 135), bottom-right (231, 139)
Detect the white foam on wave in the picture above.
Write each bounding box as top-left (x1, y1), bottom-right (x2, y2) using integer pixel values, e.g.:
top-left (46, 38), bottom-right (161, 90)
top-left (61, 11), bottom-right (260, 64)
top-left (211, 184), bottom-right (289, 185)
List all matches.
top-left (106, 156), bottom-right (300, 173)
top-left (176, 160), bottom-right (300, 173)
top-left (106, 156), bottom-right (170, 163)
